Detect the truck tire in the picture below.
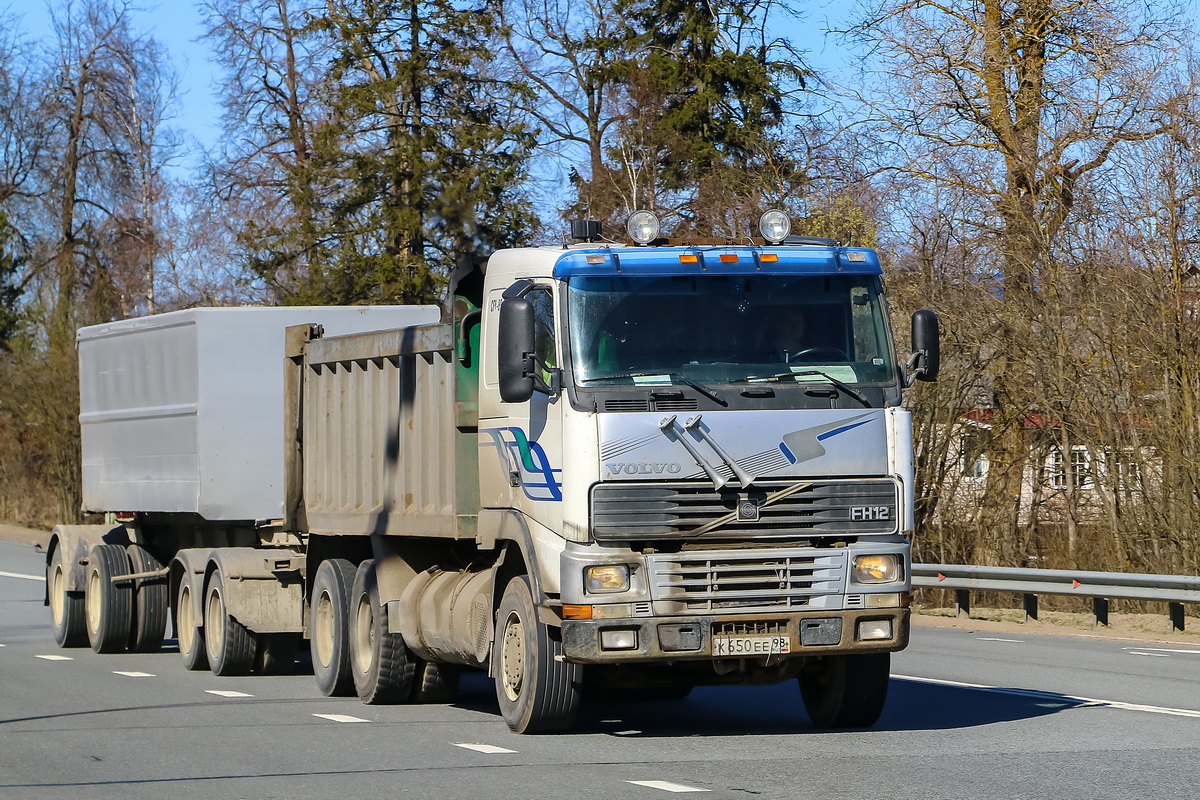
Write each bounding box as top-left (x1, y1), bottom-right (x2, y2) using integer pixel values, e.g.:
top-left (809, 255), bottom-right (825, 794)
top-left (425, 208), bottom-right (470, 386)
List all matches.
top-left (349, 560), bottom-right (414, 704)
top-left (85, 543), bottom-right (133, 654)
top-left (492, 575), bottom-right (581, 734)
top-left (311, 558), bottom-right (356, 696)
top-left (176, 577), bottom-right (208, 671)
top-left (48, 545), bottom-right (87, 647)
top-left (127, 544), bottom-right (168, 653)
top-left (410, 658), bottom-right (460, 704)
top-left (205, 568), bottom-right (255, 676)
top-left (799, 652), bottom-right (891, 729)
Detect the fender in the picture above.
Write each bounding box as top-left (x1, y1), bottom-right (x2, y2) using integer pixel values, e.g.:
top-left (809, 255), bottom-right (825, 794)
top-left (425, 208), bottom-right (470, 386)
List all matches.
top-left (45, 524), bottom-right (129, 602)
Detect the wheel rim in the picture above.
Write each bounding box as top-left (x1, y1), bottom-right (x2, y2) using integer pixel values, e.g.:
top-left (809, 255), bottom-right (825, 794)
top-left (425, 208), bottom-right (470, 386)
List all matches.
top-left (499, 610), bottom-right (525, 702)
top-left (314, 590), bottom-right (334, 669)
top-left (178, 586), bottom-right (195, 654)
top-left (353, 595), bottom-right (375, 675)
top-left (50, 562), bottom-right (65, 627)
top-left (206, 585), bottom-right (224, 658)
top-left (86, 567), bottom-right (102, 636)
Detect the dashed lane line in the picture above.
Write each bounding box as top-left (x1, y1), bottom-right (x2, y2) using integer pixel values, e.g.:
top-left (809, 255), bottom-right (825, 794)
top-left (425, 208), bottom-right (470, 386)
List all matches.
top-left (205, 689), bottom-right (253, 698)
top-left (313, 713), bottom-right (370, 723)
top-left (1121, 647), bottom-right (1200, 656)
top-left (114, 671), bottom-right (156, 677)
top-left (1127, 651), bottom-right (1170, 658)
top-left (34, 654), bottom-right (73, 661)
top-left (452, 743), bottom-right (517, 754)
top-left (895, 674), bottom-right (1200, 718)
top-left (977, 637), bottom-right (1024, 643)
top-left (626, 780), bottom-right (711, 793)
top-left (0, 570), bottom-right (44, 582)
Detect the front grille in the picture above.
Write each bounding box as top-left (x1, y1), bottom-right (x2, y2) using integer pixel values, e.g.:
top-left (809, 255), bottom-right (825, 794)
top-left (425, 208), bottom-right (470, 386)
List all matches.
top-left (647, 547), bottom-right (846, 613)
top-left (602, 397), bottom-right (699, 412)
top-left (714, 619), bottom-right (788, 636)
top-left (591, 479), bottom-right (898, 541)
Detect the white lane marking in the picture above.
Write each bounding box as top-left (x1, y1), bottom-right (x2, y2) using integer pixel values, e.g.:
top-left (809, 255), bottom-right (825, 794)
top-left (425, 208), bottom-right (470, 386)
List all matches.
top-left (452, 743), bottom-right (517, 754)
top-left (0, 570), bottom-right (44, 582)
top-left (626, 781), bottom-right (710, 793)
top-left (1127, 651), bottom-right (1170, 658)
top-left (205, 689), bottom-right (253, 698)
top-left (895, 674), bottom-right (1200, 718)
top-left (1122, 647), bottom-right (1200, 656)
top-left (612, 730), bottom-right (643, 736)
top-left (114, 670), bottom-right (156, 677)
top-left (977, 637), bottom-right (1024, 643)
top-left (313, 713), bottom-right (370, 723)
top-left (35, 654), bottom-right (73, 661)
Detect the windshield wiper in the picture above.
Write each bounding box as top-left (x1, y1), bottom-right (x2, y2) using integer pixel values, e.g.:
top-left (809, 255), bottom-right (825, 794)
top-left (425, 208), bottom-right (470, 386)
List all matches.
top-left (732, 370), bottom-right (871, 408)
top-left (581, 371), bottom-right (727, 406)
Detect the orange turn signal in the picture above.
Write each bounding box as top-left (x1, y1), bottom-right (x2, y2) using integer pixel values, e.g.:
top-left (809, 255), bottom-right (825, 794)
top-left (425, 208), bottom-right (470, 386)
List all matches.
top-left (761, 253), bottom-right (778, 263)
top-left (680, 254), bottom-right (699, 263)
top-left (563, 604), bottom-right (593, 619)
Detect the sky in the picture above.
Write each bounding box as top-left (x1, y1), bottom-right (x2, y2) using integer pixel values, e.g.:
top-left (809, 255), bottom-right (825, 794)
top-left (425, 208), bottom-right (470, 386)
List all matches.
top-left (9, 0), bottom-right (852, 178)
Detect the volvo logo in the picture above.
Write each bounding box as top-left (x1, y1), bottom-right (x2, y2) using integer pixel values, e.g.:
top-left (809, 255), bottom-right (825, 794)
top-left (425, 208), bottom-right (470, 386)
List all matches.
top-left (607, 462), bottom-right (683, 475)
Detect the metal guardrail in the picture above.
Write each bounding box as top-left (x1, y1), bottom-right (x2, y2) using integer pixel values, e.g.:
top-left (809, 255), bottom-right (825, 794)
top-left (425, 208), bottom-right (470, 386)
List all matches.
top-left (911, 563), bottom-right (1200, 632)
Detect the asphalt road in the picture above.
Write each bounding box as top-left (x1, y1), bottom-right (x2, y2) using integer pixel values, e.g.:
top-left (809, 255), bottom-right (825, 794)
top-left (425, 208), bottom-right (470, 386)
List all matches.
top-left (2, 538), bottom-right (1199, 800)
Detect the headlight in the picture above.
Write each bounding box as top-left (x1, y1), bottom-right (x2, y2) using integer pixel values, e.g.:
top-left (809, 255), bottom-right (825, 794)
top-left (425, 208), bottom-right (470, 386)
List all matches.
top-left (758, 209), bottom-right (791, 243)
top-left (626, 210), bottom-right (660, 245)
top-left (853, 554), bottom-right (901, 584)
top-left (585, 564), bottom-right (630, 593)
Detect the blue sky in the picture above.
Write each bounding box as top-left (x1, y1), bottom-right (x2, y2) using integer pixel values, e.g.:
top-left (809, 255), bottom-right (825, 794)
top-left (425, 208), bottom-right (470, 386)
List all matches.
top-left (11, 1), bottom-right (851, 175)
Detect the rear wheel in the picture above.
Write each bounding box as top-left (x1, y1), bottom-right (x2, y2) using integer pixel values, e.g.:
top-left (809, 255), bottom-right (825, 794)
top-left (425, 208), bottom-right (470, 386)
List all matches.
top-left (205, 568), bottom-right (255, 676)
top-left (127, 544), bottom-right (168, 653)
top-left (349, 559), bottom-right (414, 704)
top-left (311, 558), bottom-right (356, 696)
top-left (48, 545), bottom-right (86, 648)
top-left (798, 652), bottom-right (891, 729)
top-left (176, 577), bottom-right (208, 671)
top-left (493, 575), bottom-right (581, 734)
top-left (85, 544), bottom-right (133, 654)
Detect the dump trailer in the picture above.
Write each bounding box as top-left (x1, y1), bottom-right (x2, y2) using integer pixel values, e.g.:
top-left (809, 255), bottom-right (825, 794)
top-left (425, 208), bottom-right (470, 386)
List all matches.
top-left (47, 216), bottom-right (939, 733)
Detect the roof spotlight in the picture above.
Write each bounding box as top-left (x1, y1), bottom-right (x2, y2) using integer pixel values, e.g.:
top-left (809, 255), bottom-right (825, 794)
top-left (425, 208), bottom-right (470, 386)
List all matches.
top-left (758, 210), bottom-right (791, 244)
top-left (626, 210), bottom-right (661, 245)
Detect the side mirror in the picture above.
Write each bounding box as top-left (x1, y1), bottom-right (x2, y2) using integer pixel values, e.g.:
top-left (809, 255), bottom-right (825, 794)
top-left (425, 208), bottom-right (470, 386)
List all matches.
top-left (909, 309), bottom-right (940, 384)
top-left (498, 297), bottom-right (536, 403)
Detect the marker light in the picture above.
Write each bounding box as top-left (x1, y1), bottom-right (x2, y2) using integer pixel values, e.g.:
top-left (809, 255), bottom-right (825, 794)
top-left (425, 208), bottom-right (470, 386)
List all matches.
top-left (758, 210), bottom-right (791, 244)
top-left (626, 210), bottom-right (660, 245)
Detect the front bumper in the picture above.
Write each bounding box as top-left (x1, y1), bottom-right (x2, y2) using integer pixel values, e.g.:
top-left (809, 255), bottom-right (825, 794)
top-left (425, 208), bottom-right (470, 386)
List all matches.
top-left (561, 607), bottom-right (909, 664)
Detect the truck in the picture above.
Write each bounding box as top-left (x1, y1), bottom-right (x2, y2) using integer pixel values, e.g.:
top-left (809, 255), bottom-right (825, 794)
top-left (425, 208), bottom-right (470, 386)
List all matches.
top-left (45, 212), bottom-right (939, 733)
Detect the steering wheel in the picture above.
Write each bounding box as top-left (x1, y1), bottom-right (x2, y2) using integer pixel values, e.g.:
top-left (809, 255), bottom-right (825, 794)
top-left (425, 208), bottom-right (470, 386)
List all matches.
top-left (788, 346), bottom-right (849, 362)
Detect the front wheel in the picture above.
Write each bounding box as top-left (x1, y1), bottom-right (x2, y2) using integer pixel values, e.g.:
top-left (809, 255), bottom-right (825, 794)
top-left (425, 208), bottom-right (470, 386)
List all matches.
top-left (798, 652), bottom-right (891, 729)
top-left (492, 575), bottom-right (581, 734)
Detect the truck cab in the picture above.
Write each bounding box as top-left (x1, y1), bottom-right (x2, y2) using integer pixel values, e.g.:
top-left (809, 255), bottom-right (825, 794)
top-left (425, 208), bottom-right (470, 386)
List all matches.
top-left (474, 215), bottom-right (939, 729)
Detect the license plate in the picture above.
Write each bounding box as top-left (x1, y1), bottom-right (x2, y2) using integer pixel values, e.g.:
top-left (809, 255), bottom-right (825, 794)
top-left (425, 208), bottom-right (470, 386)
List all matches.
top-left (712, 635), bottom-right (791, 657)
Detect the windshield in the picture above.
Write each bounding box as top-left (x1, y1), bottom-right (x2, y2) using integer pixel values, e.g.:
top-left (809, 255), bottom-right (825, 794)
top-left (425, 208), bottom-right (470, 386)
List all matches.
top-left (567, 274), bottom-right (895, 386)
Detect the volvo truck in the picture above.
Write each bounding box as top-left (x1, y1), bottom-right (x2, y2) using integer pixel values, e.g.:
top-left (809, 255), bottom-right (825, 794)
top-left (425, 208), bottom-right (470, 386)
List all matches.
top-left (46, 212), bottom-right (939, 733)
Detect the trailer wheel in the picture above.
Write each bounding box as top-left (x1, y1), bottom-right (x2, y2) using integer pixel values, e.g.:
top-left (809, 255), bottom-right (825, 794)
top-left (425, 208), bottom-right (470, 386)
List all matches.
top-left (493, 575), bottom-right (581, 734)
top-left (85, 544), bottom-right (133, 654)
top-left (311, 558), bottom-right (356, 696)
top-left (49, 545), bottom-right (87, 648)
top-left (127, 544), bottom-right (168, 653)
top-left (205, 568), bottom-right (255, 676)
top-left (410, 658), bottom-right (460, 704)
top-left (798, 652), bottom-right (890, 729)
top-left (349, 559), bottom-right (414, 704)
top-left (176, 577), bottom-right (208, 671)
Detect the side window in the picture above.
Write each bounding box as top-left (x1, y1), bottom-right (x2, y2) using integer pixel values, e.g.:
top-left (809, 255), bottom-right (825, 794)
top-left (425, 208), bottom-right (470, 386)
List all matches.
top-left (529, 286), bottom-right (556, 376)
